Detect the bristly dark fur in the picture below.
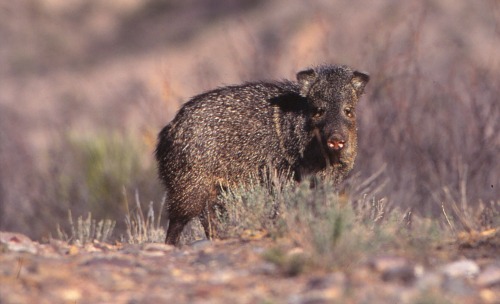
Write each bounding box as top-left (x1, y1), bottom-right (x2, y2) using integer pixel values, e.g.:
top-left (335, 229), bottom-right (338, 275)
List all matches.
top-left (156, 64), bottom-right (369, 245)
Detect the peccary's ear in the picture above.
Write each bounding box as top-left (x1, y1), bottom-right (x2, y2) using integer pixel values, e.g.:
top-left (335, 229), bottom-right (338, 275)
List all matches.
top-left (297, 68), bottom-right (317, 97)
top-left (351, 71), bottom-right (370, 96)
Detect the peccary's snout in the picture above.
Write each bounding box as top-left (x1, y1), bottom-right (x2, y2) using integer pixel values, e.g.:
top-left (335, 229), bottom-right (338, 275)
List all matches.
top-left (327, 134), bottom-right (346, 151)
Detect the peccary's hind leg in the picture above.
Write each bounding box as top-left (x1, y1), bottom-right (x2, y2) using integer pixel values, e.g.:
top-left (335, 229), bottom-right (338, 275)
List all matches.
top-left (165, 188), bottom-right (206, 245)
top-left (165, 183), bottom-right (217, 245)
top-left (165, 216), bottom-right (189, 245)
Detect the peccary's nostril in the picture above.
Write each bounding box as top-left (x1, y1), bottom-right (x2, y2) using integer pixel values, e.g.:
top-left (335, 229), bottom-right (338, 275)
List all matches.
top-left (327, 136), bottom-right (346, 151)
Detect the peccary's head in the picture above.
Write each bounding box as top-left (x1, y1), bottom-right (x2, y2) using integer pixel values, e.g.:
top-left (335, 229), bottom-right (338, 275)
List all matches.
top-left (297, 65), bottom-right (369, 173)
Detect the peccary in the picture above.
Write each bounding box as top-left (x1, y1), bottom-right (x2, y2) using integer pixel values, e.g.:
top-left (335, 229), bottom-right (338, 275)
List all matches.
top-left (156, 65), bottom-right (369, 245)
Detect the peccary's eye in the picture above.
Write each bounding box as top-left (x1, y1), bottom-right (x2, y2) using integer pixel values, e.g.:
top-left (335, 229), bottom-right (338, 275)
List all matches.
top-left (344, 107), bottom-right (354, 118)
top-left (313, 107), bottom-right (325, 118)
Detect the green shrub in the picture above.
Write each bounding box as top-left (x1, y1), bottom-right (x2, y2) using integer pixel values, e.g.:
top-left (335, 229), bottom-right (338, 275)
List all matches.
top-left (218, 176), bottom-right (452, 271)
top-left (52, 132), bottom-right (161, 227)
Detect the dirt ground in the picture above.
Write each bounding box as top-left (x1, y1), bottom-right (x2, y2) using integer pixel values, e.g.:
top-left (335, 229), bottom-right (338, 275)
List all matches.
top-left (1, 230), bottom-right (498, 304)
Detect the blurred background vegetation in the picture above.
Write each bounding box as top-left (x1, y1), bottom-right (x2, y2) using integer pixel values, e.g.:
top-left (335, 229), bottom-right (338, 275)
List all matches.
top-left (0, 0), bottom-right (498, 240)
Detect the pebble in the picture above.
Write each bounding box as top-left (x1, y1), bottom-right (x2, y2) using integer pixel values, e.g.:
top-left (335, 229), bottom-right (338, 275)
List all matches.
top-left (208, 270), bottom-right (238, 284)
top-left (306, 272), bottom-right (346, 290)
top-left (190, 239), bottom-right (212, 250)
top-left (142, 243), bottom-right (175, 252)
top-left (369, 256), bottom-right (409, 273)
top-left (369, 256), bottom-right (418, 283)
top-left (441, 259), bottom-right (480, 278)
top-left (289, 289), bottom-right (344, 304)
top-left (142, 243), bottom-right (174, 253)
top-left (0, 232), bottom-right (37, 254)
top-left (58, 288), bottom-right (82, 302)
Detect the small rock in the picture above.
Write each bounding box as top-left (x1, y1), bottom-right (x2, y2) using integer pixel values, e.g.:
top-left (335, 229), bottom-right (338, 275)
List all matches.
top-left (252, 246), bottom-right (266, 255)
top-left (252, 262), bottom-right (277, 275)
top-left (306, 273), bottom-right (346, 290)
top-left (369, 256), bottom-right (408, 272)
top-left (58, 288), bottom-right (82, 302)
top-left (0, 232), bottom-right (37, 254)
top-left (190, 239), bottom-right (212, 250)
top-left (194, 251), bottom-right (230, 267)
top-left (441, 259), bottom-right (480, 278)
top-left (369, 256), bottom-right (417, 283)
top-left (208, 270), bottom-right (237, 284)
top-left (287, 247), bottom-right (304, 256)
top-left (480, 289), bottom-right (498, 304)
top-left (68, 245), bottom-right (79, 255)
top-left (289, 288), bottom-right (344, 304)
top-left (140, 250), bottom-right (165, 258)
top-left (381, 265), bottom-right (417, 283)
top-left (476, 265), bottom-right (500, 287)
top-left (120, 244), bottom-right (143, 255)
top-left (142, 243), bottom-right (174, 252)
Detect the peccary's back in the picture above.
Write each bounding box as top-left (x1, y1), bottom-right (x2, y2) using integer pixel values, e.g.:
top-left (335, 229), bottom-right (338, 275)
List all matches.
top-left (156, 81), bottom-right (308, 187)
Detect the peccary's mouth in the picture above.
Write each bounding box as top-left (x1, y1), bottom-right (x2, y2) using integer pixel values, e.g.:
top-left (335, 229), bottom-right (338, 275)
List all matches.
top-left (328, 146), bottom-right (356, 168)
top-left (327, 151), bottom-right (344, 166)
